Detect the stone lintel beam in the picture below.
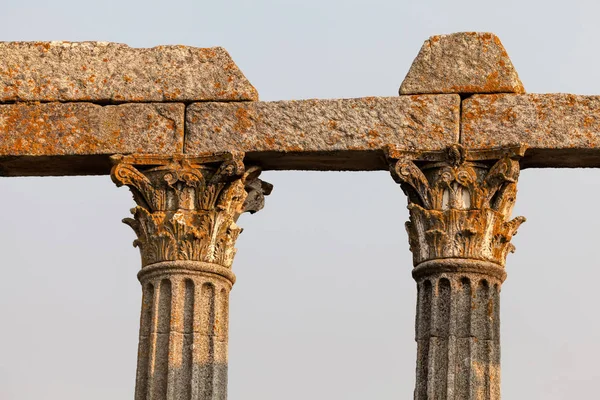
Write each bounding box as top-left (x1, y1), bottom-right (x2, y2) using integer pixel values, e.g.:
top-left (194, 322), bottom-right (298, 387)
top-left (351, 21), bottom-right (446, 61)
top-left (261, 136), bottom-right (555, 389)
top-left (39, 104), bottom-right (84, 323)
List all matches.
top-left (0, 42), bottom-right (257, 102)
top-left (0, 102), bottom-right (185, 176)
top-left (185, 95), bottom-right (461, 171)
top-left (0, 95), bottom-right (460, 176)
top-left (462, 94), bottom-right (600, 168)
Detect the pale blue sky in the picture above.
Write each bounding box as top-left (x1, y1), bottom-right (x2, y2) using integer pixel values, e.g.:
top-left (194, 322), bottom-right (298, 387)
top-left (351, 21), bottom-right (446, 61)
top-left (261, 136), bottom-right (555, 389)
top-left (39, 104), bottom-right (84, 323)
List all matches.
top-left (1, 1), bottom-right (599, 399)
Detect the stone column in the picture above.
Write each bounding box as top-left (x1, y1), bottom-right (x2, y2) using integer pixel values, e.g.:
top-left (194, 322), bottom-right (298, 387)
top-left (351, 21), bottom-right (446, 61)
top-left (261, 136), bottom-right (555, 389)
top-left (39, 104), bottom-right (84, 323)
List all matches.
top-left (111, 153), bottom-right (272, 400)
top-left (387, 145), bottom-right (526, 400)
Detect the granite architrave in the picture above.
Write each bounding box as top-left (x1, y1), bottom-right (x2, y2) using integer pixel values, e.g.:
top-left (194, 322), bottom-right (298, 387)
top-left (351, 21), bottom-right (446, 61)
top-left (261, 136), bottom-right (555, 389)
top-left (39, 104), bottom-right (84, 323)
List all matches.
top-left (0, 102), bottom-right (185, 176)
top-left (0, 42), bottom-right (258, 102)
top-left (462, 94), bottom-right (600, 167)
top-left (185, 95), bottom-right (461, 170)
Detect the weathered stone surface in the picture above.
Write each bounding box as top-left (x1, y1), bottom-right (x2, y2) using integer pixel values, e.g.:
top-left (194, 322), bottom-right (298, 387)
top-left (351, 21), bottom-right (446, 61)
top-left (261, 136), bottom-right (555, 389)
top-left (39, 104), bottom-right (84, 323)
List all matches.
top-left (388, 145), bottom-right (524, 399)
top-left (414, 273), bottom-right (501, 400)
top-left (0, 102), bottom-right (183, 155)
top-left (111, 154), bottom-right (271, 268)
top-left (387, 144), bottom-right (525, 270)
top-left (462, 94), bottom-right (600, 167)
top-left (400, 32), bottom-right (524, 95)
top-left (112, 155), bottom-right (271, 400)
top-left (0, 42), bottom-right (257, 102)
top-left (0, 102), bottom-right (184, 175)
top-left (135, 270), bottom-right (231, 400)
top-left (185, 95), bottom-right (460, 170)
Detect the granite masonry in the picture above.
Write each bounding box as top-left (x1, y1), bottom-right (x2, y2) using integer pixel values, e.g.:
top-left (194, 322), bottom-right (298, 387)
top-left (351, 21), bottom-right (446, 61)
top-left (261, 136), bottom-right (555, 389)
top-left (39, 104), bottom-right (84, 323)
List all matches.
top-left (1, 32), bottom-right (596, 399)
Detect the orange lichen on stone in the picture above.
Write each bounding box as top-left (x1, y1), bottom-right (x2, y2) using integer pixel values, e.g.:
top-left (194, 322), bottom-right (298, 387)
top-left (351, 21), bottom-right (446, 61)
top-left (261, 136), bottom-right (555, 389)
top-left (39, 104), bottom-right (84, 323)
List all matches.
top-left (233, 107), bottom-right (253, 132)
top-left (400, 32), bottom-right (525, 95)
top-left (462, 94), bottom-right (600, 154)
top-left (0, 42), bottom-right (259, 102)
top-left (185, 95), bottom-right (460, 158)
top-left (0, 102), bottom-right (184, 156)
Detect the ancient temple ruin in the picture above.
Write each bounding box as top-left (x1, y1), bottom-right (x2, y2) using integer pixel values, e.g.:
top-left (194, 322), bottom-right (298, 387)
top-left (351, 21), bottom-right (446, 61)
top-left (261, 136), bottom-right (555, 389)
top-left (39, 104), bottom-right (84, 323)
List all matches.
top-left (1, 32), bottom-right (594, 399)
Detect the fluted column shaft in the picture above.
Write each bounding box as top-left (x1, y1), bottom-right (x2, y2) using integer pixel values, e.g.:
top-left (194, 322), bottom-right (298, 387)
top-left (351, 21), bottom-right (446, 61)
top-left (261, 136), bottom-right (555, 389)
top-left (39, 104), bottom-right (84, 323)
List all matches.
top-left (112, 153), bottom-right (271, 400)
top-left (135, 263), bottom-right (232, 400)
top-left (388, 145), bottom-right (525, 400)
top-left (414, 266), bottom-right (501, 399)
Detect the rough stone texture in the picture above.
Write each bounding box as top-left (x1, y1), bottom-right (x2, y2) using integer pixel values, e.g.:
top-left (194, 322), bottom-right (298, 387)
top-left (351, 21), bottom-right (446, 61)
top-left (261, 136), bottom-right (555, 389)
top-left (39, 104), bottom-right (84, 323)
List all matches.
top-left (111, 154), bottom-right (271, 268)
top-left (388, 145), bottom-right (525, 269)
top-left (462, 94), bottom-right (600, 167)
top-left (185, 95), bottom-right (460, 170)
top-left (0, 42), bottom-right (257, 102)
top-left (136, 268), bottom-right (231, 400)
top-left (388, 145), bottom-right (525, 399)
top-left (415, 273), bottom-right (501, 400)
top-left (112, 154), bottom-right (271, 400)
top-left (400, 32), bottom-right (525, 95)
top-left (0, 102), bottom-right (184, 176)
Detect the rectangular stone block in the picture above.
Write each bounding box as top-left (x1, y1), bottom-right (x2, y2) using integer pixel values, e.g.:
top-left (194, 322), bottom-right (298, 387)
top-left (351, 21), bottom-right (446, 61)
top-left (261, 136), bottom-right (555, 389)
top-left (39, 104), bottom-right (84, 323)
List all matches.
top-left (0, 42), bottom-right (257, 103)
top-left (185, 95), bottom-right (460, 170)
top-left (0, 102), bottom-right (184, 176)
top-left (462, 94), bottom-right (600, 167)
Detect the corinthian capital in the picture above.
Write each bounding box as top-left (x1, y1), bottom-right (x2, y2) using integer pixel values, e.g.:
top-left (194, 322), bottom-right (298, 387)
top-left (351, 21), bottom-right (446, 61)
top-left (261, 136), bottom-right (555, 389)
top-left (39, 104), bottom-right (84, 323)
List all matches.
top-left (387, 145), bottom-right (526, 275)
top-left (111, 153), bottom-right (272, 268)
